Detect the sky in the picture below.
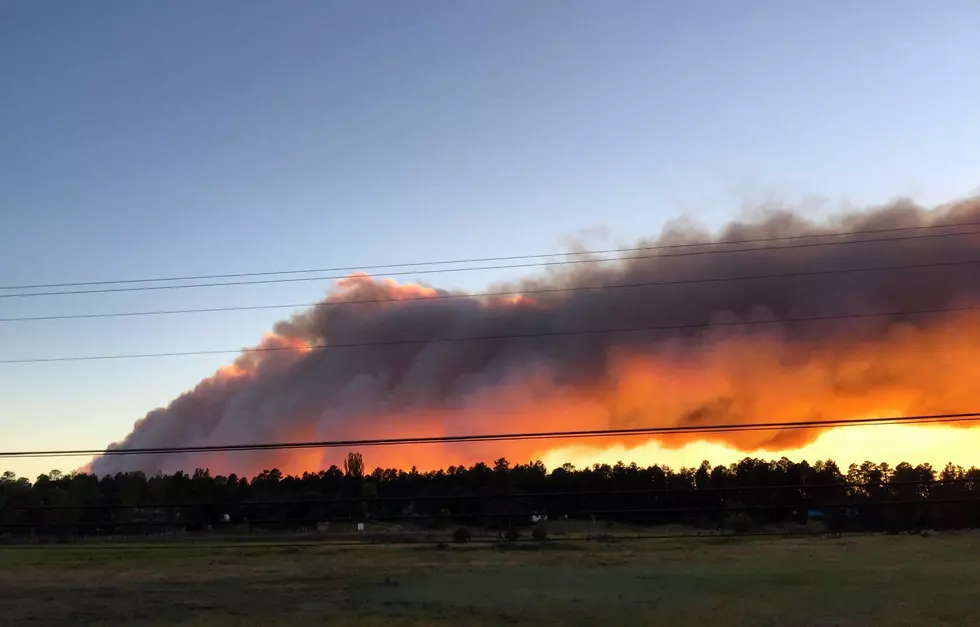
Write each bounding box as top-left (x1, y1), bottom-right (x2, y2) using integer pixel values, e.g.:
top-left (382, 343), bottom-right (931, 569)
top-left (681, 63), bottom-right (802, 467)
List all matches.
top-left (1, 1), bottom-right (979, 480)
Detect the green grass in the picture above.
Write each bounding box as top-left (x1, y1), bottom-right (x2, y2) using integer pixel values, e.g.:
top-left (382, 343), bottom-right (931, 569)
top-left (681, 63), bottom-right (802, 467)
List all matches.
top-left (2, 532), bottom-right (978, 626)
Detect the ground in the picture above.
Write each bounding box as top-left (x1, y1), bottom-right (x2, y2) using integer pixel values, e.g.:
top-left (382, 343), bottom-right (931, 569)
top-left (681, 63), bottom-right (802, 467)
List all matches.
top-left (1, 531), bottom-right (978, 626)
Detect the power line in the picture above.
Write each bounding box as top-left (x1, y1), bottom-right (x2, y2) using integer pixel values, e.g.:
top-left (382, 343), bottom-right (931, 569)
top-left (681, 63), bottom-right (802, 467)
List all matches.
top-left (5, 227), bottom-right (980, 300)
top-left (3, 302), bottom-right (979, 364)
top-left (8, 479), bottom-right (974, 512)
top-left (4, 219), bottom-right (980, 292)
top-left (5, 256), bottom-right (980, 323)
top-left (2, 411), bottom-right (978, 459)
top-left (0, 530), bottom-right (868, 548)
top-left (2, 499), bottom-right (977, 529)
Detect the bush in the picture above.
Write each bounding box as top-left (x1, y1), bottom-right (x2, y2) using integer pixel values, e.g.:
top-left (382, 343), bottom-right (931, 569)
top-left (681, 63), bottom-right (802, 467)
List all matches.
top-left (505, 528), bottom-right (521, 541)
top-left (723, 512), bottom-right (755, 534)
top-left (825, 509), bottom-right (847, 534)
top-left (452, 526), bottom-right (472, 543)
top-left (531, 526), bottom-right (548, 541)
top-left (687, 515), bottom-right (715, 530)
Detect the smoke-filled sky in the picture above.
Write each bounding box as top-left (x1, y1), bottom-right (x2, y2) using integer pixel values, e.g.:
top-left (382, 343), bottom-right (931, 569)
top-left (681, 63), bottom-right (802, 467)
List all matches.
top-left (85, 196), bottom-right (980, 476)
top-left (1, 1), bottom-right (979, 479)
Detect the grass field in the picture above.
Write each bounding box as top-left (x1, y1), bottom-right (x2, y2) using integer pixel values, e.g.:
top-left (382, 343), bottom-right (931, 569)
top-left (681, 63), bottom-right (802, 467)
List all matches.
top-left (2, 532), bottom-right (979, 626)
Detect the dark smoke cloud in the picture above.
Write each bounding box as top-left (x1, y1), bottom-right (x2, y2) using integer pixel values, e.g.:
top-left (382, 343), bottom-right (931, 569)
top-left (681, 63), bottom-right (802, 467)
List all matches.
top-left (90, 196), bottom-right (980, 476)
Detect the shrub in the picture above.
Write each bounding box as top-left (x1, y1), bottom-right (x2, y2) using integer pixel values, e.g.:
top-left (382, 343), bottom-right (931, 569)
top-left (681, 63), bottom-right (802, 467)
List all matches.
top-left (687, 515), bottom-right (714, 530)
top-left (825, 509), bottom-right (847, 534)
top-left (723, 512), bottom-right (755, 534)
top-left (531, 526), bottom-right (548, 541)
top-left (505, 528), bottom-right (521, 541)
top-left (452, 526), bottom-right (472, 543)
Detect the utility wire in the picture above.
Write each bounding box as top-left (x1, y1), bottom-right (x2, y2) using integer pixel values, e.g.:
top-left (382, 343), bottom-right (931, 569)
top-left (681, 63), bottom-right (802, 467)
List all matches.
top-left (4, 256), bottom-right (980, 323)
top-left (3, 499), bottom-right (977, 530)
top-left (4, 227), bottom-right (980, 299)
top-left (0, 530), bottom-right (875, 546)
top-left (8, 479), bottom-right (974, 512)
top-left (3, 302), bottom-right (979, 364)
top-left (4, 219), bottom-right (980, 292)
top-left (2, 411), bottom-right (978, 459)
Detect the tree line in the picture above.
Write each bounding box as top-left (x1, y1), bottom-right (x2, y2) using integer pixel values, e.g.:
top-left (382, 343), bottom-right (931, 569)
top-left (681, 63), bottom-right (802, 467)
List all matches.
top-left (2, 454), bottom-right (979, 537)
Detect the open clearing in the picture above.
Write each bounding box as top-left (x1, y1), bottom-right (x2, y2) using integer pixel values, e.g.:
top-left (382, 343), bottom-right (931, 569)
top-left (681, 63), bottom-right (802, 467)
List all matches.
top-left (2, 532), bottom-right (979, 626)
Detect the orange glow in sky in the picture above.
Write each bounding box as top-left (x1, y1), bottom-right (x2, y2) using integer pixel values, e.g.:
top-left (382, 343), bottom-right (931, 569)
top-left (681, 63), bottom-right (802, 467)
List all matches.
top-left (538, 423), bottom-right (980, 471)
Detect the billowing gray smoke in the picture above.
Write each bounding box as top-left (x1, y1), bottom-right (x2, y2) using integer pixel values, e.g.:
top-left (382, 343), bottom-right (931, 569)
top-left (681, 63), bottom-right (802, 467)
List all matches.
top-left (91, 196), bottom-right (980, 476)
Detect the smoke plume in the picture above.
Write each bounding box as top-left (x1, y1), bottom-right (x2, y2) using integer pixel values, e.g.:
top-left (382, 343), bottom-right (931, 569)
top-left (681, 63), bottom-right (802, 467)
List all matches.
top-left (91, 196), bottom-right (980, 476)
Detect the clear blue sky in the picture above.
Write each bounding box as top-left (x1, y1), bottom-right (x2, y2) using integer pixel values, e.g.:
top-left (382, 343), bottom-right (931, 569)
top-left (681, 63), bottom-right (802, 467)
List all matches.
top-left (1, 1), bottom-right (978, 479)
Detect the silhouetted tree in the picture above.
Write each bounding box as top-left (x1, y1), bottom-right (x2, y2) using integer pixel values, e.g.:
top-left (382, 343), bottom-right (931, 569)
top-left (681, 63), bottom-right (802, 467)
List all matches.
top-left (4, 455), bottom-right (980, 537)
